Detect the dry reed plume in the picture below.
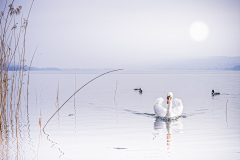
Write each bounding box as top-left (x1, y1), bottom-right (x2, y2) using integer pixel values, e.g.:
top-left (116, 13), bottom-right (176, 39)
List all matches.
top-left (0, 0), bottom-right (35, 159)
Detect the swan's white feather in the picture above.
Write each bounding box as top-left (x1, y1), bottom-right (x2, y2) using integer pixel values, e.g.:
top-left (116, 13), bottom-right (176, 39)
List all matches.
top-left (154, 96), bottom-right (183, 118)
top-left (154, 97), bottom-right (167, 117)
top-left (172, 98), bottom-right (183, 117)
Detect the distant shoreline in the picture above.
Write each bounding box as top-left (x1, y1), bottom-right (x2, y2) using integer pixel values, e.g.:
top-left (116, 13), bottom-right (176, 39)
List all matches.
top-left (7, 66), bottom-right (240, 71)
top-left (30, 65), bottom-right (240, 71)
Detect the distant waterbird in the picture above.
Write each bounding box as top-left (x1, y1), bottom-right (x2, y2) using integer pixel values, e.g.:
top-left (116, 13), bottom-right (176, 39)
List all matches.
top-left (134, 88), bottom-right (142, 94)
top-left (212, 90), bottom-right (220, 96)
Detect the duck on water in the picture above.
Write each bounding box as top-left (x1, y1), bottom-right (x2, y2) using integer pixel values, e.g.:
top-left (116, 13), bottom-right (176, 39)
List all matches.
top-left (134, 88), bottom-right (142, 94)
top-left (212, 90), bottom-right (220, 96)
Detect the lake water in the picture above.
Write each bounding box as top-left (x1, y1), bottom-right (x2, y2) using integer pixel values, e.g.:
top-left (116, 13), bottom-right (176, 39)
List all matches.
top-left (1, 70), bottom-right (240, 160)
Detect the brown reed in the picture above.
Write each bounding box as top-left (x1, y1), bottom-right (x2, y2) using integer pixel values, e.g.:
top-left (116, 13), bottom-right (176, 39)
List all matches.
top-left (0, 0), bottom-right (36, 159)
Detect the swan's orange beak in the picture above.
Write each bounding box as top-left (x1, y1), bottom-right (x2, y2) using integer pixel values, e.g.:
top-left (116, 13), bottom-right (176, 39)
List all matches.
top-left (167, 96), bottom-right (170, 104)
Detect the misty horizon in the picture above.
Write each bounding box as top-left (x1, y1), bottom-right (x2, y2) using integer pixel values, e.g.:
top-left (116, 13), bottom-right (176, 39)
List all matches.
top-left (24, 56), bottom-right (240, 71)
top-left (1, 0), bottom-right (239, 69)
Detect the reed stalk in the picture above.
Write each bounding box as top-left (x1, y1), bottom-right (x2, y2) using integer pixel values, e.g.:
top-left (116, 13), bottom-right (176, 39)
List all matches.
top-left (43, 69), bottom-right (123, 130)
top-left (0, 0), bottom-right (35, 159)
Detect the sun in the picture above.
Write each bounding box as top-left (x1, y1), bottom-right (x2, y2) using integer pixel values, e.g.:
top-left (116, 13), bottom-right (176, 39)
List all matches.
top-left (189, 21), bottom-right (209, 42)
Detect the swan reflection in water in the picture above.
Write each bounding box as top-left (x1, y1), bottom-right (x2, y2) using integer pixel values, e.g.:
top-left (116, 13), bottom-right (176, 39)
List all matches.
top-left (153, 117), bottom-right (183, 152)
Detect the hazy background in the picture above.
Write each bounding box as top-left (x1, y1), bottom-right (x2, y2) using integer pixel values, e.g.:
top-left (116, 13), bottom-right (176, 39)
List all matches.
top-left (1, 0), bottom-right (240, 69)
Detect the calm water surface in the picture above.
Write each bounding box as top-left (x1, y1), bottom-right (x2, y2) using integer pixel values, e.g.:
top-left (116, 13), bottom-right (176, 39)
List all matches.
top-left (6, 70), bottom-right (240, 159)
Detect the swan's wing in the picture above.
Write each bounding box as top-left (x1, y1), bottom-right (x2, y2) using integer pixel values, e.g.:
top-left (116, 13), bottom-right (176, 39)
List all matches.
top-left (172, 98), bottom-right (183, 117)
top-left (153, 97), bottom-right (167, 117)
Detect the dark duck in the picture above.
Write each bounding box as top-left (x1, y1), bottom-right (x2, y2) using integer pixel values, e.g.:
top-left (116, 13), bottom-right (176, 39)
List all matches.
top-left (212, 90), bottom-right (220, 96)
top-left (134, 88), bottom-right (142, 94)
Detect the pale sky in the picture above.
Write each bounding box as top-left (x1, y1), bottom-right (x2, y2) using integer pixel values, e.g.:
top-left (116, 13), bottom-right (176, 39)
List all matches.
top-left (1, 0), bottom-right (240, 69)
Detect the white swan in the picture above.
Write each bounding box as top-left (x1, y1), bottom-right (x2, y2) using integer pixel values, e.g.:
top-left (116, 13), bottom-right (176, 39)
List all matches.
top-left (154, 92), bottom-right (183, 118)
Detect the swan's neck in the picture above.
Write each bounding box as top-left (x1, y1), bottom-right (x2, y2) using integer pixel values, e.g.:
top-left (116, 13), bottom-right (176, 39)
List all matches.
top-left (166, 100), bottom-right (172, 118)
